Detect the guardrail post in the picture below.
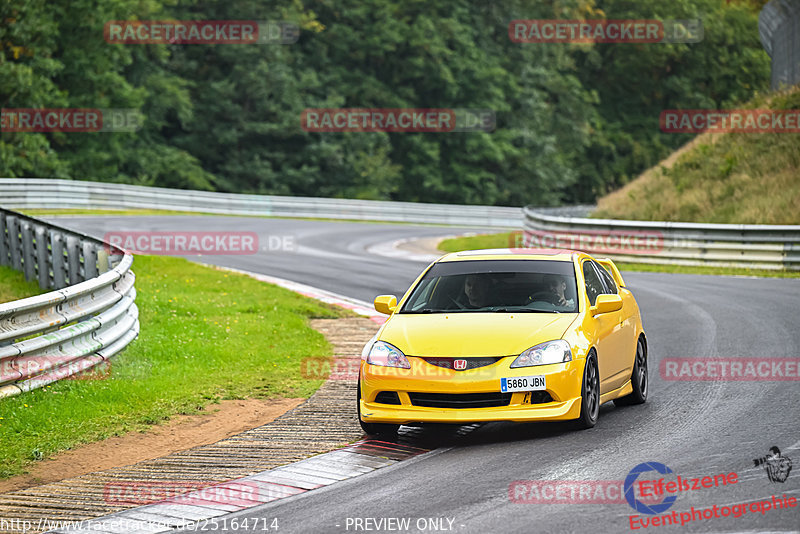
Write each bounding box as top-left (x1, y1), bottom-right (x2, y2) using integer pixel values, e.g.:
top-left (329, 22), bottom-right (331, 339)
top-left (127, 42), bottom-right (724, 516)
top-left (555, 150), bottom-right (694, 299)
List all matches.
top-left (20, 221), bottom-right (36, 282)
top-left (785, 242), bottom-right (800, 271)
top-left (83, 240), bottom-right (98, 279)
top-left (66, 235), bottom-right (81, 284)
top-left (7, 216), bottom-right (21, 272)
top-left (34, 226), bottom-right (50, 289)
top-left (51, 232), bottom-right (67, 289)
top-left (0, 214), bottom-right (8, 267)
top-left (97, 248), bottom-right (110, 274)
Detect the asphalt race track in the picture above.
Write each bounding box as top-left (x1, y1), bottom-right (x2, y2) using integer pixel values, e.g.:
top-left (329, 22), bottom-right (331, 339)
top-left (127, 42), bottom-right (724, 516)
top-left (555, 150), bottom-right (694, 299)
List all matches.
top-left (50, 216), bottom-right (800, 533)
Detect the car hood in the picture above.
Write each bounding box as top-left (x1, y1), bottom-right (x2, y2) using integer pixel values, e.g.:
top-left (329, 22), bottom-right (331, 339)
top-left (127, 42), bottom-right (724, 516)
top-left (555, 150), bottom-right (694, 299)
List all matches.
top-left (379, 313), bottom-right (578, 357)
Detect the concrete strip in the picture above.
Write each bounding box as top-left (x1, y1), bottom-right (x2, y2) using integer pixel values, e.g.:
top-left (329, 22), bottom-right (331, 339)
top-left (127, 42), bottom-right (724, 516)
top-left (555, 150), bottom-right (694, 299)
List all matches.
top-left (243, 473), bottom-right (319, 490)
top-left (271, 465), bottom-right (350, 482)
top-left (133, 504), bottom-right (227, 521)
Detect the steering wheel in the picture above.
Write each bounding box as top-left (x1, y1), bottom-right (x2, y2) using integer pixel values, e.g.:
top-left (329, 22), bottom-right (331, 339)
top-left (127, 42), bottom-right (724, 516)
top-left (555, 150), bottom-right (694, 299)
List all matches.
top-left (448, 295), bottom-right (468, 310)
top-left (529, 291), bottom-right (561, 305)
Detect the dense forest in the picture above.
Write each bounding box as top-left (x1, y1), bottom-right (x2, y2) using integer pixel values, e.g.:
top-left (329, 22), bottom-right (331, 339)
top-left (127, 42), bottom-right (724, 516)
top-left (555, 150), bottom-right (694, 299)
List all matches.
top-left (0, 0), bottom-right (770, 206)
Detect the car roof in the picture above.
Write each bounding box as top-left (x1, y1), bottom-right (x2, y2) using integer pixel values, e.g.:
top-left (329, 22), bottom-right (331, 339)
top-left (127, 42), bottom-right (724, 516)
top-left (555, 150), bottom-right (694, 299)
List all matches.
top-left (437, 248), bottom-right (586, 262)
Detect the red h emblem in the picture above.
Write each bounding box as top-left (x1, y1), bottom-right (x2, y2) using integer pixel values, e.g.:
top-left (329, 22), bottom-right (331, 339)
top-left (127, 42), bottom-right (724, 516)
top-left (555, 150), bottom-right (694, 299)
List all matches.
top-left (453, 359), bottom-right (467, 370)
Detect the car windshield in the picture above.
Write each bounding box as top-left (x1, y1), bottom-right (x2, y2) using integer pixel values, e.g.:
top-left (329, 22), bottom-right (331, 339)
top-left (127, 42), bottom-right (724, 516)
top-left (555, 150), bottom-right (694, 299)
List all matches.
top-left (400, 259), bottom-right (578, 314)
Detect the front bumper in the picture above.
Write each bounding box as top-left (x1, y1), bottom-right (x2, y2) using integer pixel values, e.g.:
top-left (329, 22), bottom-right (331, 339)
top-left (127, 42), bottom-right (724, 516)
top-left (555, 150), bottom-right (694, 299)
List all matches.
top-left (359, 356), bottom-right (585, 424)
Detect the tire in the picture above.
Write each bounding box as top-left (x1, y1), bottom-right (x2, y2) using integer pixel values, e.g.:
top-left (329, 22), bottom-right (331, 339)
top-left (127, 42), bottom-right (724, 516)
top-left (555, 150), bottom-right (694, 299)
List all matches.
top-left (357, 382), bottom-right (399, 437)
top-left (614, 337), bottom-right (648, 407)
top-left (573, 351), bottom-right (600, 430)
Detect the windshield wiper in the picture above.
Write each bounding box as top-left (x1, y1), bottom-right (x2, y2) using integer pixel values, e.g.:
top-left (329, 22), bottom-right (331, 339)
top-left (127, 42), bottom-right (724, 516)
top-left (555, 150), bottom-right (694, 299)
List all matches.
top-left (489, 307), bottom-right (555, 313)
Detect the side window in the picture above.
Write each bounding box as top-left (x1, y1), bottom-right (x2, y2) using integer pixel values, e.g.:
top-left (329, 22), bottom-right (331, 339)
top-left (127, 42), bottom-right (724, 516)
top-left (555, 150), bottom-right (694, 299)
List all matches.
top-left (405, 278), bottom-right (436, 310)
top-left (582, 261), bottom-right (603, 306)
top-left (593, 262), bottom-right (618, 295)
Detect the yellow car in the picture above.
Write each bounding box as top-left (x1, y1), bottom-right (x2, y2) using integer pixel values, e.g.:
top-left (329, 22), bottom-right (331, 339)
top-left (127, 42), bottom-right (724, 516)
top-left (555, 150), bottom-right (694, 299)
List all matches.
top-left (358, 248), bottom-right (648, 435)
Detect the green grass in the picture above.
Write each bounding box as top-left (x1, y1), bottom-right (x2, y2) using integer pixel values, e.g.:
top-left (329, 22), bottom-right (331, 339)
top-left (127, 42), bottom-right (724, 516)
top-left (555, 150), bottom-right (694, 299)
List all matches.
top-left (594, 87), bottom-right (800, 224)
top-left (0, 266), bottom-right (47, 303)
top-left (438, 232), bottom-right (800, 278)
top-left (438, 232), bottom-right (514, 253)
top-left (0, 255), bottom-right (351, 479)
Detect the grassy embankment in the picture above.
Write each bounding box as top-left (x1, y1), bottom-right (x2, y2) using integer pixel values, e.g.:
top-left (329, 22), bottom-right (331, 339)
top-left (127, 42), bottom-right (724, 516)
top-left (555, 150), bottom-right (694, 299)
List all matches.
top-left (594, 87), bottom-right (800, 224)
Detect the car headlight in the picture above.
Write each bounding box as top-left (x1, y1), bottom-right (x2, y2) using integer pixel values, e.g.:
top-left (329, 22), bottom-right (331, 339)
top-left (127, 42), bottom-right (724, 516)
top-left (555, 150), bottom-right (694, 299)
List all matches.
top-left (361, 334), bottom-right (378, 361)
top-left (366, 341), bottom-right (410, 369)
top-left (510, 340), bottom-right (572, 368)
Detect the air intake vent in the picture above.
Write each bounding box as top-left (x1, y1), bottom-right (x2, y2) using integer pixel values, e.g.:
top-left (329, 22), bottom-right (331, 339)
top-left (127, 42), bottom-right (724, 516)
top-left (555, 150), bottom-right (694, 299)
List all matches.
top-left (408, 392), bottom-right (512, 409)
top-left (529, 391), bottom-right (553, 404)
top-left (374, 391), bottom-right (401, 405)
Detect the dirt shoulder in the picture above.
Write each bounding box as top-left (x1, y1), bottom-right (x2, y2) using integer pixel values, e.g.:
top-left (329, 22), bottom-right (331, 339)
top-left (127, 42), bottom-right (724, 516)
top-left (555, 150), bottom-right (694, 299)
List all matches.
top-left (0, 397), bottom-right (302, 494)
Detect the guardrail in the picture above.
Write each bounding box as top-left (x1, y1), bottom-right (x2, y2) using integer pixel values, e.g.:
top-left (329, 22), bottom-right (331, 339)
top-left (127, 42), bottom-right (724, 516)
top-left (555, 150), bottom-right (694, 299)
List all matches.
top-left (0, 208), bottom-right (139, 399)
top-left (4, 178), bottom-right (797, 270)
top-left (0, 178), bottom-right (521, 228)
top-left (520, 207), bottom-right (800, 270)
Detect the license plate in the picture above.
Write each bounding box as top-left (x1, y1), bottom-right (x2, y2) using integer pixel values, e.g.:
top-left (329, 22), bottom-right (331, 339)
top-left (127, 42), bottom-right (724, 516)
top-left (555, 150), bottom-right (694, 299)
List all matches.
top-left (501, 375), bottom-right (546, 393)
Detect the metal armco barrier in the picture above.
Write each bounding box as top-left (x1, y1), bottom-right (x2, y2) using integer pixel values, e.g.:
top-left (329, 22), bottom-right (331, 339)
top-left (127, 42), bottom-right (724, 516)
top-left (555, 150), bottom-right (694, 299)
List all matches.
top-left (0, 178), bottom-right (521, 228)
top-left (0, 208), bottom-right (139, 399)
top-left (3, 178), bottom-right (797, 269)
top-left (521, 207), bottom-right (800, 270)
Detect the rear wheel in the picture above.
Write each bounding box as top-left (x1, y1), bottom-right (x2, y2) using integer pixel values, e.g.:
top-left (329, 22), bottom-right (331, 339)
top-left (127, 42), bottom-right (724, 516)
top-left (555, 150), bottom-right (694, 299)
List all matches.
top-left (573, 352), bottom-right (600, 430)
top-left (614, 337), bottom-right (648, 407)
top-left (357, 382), bottom-right (399, 436)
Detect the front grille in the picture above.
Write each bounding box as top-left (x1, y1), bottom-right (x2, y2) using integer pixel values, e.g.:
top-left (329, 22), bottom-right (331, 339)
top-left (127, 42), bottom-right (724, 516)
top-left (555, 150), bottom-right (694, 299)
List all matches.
top-left (373, 391), bottom-right (401, 405)
top-left (408, 392), bottom-right (512, 409)
top-left (421, 357), bottom-right (504, 371)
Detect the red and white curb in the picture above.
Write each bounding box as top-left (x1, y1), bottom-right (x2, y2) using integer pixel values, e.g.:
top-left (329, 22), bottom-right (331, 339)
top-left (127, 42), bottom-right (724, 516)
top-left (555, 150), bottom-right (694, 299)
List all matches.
top-left (366, 237), bottom-right (442, 263)
top-left (366, 233), bottom-right (482, 264)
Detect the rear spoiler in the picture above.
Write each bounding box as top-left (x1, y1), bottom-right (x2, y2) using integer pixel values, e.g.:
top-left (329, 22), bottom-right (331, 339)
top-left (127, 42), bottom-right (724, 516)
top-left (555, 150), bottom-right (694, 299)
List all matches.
top-left (595, 258), bottom-right (626, 288)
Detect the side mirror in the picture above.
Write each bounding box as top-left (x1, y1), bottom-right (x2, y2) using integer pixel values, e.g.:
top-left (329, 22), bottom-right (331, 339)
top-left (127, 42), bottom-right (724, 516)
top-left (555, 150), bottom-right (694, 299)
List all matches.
top-left (374, 295), bottom-right (398, 315)
top-left (591, 294), bottom-right (623, 316)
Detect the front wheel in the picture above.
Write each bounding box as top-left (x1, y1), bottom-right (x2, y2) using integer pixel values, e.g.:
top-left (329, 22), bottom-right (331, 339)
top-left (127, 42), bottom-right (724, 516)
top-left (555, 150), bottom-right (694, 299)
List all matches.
top-left (614, 337), bottom-right (648, 407)
top-left (357, 382), bottom-right (399, 436)
top-left (573, 352), bottom-right (600, 430)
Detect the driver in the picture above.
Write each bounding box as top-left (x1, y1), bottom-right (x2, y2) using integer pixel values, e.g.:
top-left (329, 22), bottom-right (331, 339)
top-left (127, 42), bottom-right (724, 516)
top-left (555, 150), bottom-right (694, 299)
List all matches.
top-left (544, 274), bottom-right (574, 307)
top-left (464, 274), bottom-right (493, 308)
